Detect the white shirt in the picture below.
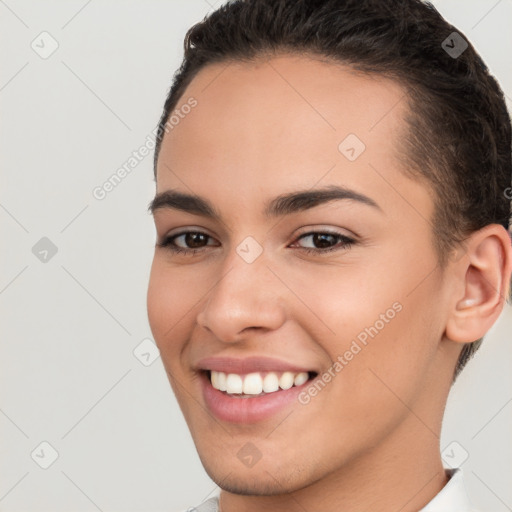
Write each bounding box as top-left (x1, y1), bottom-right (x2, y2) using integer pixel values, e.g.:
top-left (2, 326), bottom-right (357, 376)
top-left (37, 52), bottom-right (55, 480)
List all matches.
top-left (419, 468), bottom-right (477, 512)
top-left (184, 468), bottom-right (477, 512)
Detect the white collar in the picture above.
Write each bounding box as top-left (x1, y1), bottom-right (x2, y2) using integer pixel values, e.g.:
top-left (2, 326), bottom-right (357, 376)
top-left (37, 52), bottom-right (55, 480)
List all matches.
top-left (419, 468), bottom-right (476, 511)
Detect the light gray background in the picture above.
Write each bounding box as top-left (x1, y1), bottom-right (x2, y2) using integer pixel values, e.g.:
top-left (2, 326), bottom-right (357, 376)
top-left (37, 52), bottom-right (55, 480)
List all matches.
top-left (1, 1), bottom-right (511, 511)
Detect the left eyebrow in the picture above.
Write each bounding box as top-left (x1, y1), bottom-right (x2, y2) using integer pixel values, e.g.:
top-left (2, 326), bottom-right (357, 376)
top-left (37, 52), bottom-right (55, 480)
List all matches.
top-left (264, 185), bottom-right (382, 217)
top-left (148, 184), bottom-right (382, 219)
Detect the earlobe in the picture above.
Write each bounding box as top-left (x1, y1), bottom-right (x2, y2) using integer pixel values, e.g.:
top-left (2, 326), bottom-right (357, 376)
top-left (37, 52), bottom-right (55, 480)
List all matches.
top-left (445, 225), bottom-right (512, 344)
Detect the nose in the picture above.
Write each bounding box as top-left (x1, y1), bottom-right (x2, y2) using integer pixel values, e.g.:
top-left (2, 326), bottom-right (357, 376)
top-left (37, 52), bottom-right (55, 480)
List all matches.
top-left (196, 249), bottom-right (287, 343)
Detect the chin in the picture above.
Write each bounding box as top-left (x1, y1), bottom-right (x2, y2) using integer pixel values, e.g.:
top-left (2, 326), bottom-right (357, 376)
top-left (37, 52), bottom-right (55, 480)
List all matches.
top-left (207, 470), bottom-right (302, 496)
top-left (199, 454), bottom-right (318, 496)
top-left (213, 478), bottom-right (285, 496)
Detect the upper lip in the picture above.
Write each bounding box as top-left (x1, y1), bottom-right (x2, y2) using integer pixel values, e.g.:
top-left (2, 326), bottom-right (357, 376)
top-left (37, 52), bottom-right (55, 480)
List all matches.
top-left (195, 356), bottom-right (315, 375)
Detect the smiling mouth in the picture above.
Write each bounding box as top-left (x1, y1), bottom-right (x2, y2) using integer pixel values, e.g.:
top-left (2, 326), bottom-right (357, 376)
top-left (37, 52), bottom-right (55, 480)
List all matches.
top-left (206, 370), bottom-right (318, 397)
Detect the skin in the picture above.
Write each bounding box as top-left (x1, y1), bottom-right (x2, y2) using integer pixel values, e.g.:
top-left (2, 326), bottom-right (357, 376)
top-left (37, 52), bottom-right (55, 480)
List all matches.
top-left (147, 54), bottom-right (512, 512)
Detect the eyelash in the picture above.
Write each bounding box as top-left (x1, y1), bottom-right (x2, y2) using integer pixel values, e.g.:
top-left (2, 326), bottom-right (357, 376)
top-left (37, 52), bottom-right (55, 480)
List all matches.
top-left (156, 230), bottom-right (355, 256)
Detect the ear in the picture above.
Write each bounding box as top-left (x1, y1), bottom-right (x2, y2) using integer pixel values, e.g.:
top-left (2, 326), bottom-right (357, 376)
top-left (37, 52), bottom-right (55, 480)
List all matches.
top-left (445, 224), bottom-right (512, 344)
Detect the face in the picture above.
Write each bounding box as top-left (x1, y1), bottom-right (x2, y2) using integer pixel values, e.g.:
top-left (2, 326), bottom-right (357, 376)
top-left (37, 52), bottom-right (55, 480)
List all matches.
top-left (147, 54), bottom-right (456, 495)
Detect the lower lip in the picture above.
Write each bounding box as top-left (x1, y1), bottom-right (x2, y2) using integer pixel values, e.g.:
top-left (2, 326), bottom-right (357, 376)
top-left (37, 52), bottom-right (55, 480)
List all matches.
top-left (200, 372), bottom-right (311, 424)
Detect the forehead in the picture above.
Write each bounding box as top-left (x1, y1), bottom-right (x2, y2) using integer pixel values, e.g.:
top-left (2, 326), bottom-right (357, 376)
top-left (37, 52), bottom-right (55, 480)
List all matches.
top-left (156, 53), bottom-right (432, 224)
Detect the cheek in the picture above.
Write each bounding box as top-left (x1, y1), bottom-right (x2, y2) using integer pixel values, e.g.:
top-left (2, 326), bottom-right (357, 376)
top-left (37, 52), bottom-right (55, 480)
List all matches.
top-left (328, 275), bottom-right (443, 422)
top-left (146, 259), bottom-right (196, 359)
top-left (147, 261), bottom-right (169, 336)
top-left (297, 251), bottom-right (441, 389)
top-left (285, 260), bottom-right (401, 350)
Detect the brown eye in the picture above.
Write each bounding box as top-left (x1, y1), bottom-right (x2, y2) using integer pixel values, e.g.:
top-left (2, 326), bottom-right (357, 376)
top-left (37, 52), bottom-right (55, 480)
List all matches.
top-left (293, 231), bottom-right (355, 254)
top-left (178, 232), bottom-right (209, 248)
top-left (157, 231), bottom-right (218, 255)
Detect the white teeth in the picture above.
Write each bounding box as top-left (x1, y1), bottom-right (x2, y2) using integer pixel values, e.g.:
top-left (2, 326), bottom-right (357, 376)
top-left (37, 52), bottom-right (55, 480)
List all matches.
top-left (243, 373), bottom-right (263, 395)
top-left (211, 370), bottom-right (227, 391)
top-left (225, 373), bottom-right (243, 394)
top-left (209, 370), bottom-right (311, 395)
top-left (217, 371), bottom-right (227, 391)
top-left (294, 372), bottom-right (309, 386)
top-left (279, 372), bottom-right (294, 390)
top-left (263, 372), bottom-right (280, 393)
top-left (211, 370), bottom-right (219, 389)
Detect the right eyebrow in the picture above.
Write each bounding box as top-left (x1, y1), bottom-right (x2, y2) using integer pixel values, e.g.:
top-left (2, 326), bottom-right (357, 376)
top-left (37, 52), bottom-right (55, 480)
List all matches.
top-left (148, 190), bottom-right (223, 220)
